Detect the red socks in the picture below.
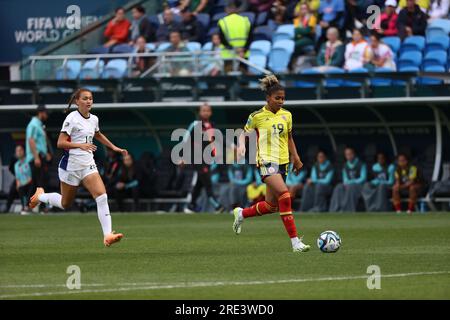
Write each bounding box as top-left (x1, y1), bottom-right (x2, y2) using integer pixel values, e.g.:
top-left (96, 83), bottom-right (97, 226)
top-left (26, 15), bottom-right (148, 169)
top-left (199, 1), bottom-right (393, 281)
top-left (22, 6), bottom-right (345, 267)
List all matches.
top-left (242, 191), bottom-right (298, 239)
top-left (243, 201), bottom-right (278, 218)
top-left (278, 191), bottom-right (298, 238)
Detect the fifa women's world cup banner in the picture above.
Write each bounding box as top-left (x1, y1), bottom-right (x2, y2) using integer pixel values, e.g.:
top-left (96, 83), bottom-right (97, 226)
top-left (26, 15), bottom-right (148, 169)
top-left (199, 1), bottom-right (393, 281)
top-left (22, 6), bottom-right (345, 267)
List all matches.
top-left (0, 0), bottom-right (129, 64)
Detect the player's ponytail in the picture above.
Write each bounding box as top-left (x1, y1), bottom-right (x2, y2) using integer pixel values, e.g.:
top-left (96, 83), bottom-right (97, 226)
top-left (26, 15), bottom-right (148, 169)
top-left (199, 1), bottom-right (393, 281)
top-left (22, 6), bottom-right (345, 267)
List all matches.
top-left (259, 74), bottom-right (284, 97)
top-left (65, 88), bottom-right (91, 114)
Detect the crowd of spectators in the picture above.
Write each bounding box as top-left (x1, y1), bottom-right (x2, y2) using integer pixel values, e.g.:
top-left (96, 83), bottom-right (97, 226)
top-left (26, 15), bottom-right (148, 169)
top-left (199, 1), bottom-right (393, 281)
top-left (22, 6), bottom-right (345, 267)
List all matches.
top-left (90, 0), bottom-right (449, 77)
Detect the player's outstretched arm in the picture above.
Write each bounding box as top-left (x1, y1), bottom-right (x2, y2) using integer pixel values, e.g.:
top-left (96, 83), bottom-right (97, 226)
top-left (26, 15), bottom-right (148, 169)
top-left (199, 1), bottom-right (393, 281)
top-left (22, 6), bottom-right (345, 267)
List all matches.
top-left (94, 131), bottom-right (128, 156)
top-left (288, 132), bottom-right (303, 175)
top-left (57, 132), bottom-right (97, 152)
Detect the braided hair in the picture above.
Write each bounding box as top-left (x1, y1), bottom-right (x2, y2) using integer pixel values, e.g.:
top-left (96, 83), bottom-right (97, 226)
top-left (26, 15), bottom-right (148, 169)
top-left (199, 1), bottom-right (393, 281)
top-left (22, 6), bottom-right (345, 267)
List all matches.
top-left (65, 88), bottom-right (92, 114)
top-left (259, 74), bottom-right (284, 97)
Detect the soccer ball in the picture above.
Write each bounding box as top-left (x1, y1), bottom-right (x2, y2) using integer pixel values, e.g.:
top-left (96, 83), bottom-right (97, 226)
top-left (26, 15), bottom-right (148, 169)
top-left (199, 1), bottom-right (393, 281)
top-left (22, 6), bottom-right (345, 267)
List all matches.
top-left (317, 230), bottom-right (342, 253)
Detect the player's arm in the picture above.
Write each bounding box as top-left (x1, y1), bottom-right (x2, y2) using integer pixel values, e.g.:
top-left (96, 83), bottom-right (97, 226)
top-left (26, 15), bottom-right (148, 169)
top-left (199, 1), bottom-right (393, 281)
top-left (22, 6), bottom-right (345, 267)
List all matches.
top-left (288, 131), bottom-right (303, 175)
top-left (94, 131), bottom-right (128, 156)
top-left (57, 132), bottom-right (97, 152)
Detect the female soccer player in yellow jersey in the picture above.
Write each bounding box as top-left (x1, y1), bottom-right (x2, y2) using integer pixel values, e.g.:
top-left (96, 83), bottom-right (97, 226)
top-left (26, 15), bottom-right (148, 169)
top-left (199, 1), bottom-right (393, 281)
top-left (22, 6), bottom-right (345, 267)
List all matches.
top-left (233, 75), bottom-right (311, 252)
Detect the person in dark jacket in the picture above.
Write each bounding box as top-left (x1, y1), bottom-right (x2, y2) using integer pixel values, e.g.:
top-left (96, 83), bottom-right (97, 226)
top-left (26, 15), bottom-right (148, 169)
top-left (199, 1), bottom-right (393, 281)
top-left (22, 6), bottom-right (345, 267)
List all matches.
top-left (114, 154), bottom-right (140, 212)
top-left (397, 0), bottom-right (428, 39)
top-left (130, 5), bottom-right (156, 44)
top-left (180, 8), bottom-right (204, 42)
top-left (156, 8), bottom-right (183, 42)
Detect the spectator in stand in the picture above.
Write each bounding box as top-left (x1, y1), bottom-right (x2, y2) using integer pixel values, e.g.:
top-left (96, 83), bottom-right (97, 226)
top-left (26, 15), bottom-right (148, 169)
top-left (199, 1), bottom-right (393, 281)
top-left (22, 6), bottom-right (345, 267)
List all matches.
top-left (246, 169), bottom-right (266, 206)
top-left (398, 0), bottom-right (430, 11)
top-left (301, 151), bottom-right (334, 212)
top-left (287, 0), bottom-right (321, 20)
top-left (362, 152), bottom-right (396, 212)
top-left (13, 145), bottom-right (33, 215)
top-left (249, 0), bottom-right (276, 12)
top-left (377, 0), bottom-right (399, 36)
top-left (165, 30), bottom-right (192, 75)
top-left (2, 153), bottom-right (18, 213)
top-left (368, 32), bottom-right (397, 70)
top-left (343, 28), bottom-right (372, 70)
top-left (270, 1), bottom-right (289, 26)
top-left (203, 33), bottom-right (224, 76)
top-left (316, 27), bottom-right (345, 69)
top-left (132, 36), bottom-right (154, 77)
top-left (317, 0), bottom-right (345, 44)
top-left (397, 0), bottom-right (428, 39)
top-left (218, 4), bottom-right (252, 60)
top-left (180, 8), bottom-right (204, 42)
top-left (226, 0), bottom-right (250, 12)
top-left (286, 163), bottom-right (307, 202)
top-left (427, 0), bottom-right (449, 21)
top-left (180, 0), bottom-right (211, 14)
top-left (392, 153), bottom-right (423, 214)
top-left (156, 8), bottom-right (183, 42)
top-left (293, 3), bottom-right (317, 56)
top-left (104, 7), bottom-right (131, 48)
top-left (136, 152), bottom-right (157, 198)
top-left (167, 0), bottom-right (184, 14)
top-left (129, 5), bottom-right (156, 44)
top-left (26, 104), bottom-right (51, 208)
top-left (329, 147), bottom-right (367, 212)
top-left (114, 154), bottom-right (140, 212)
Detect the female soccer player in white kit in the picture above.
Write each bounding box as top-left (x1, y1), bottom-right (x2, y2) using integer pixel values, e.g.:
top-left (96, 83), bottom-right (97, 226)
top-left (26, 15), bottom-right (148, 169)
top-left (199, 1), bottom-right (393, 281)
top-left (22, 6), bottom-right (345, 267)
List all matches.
top-left (29, 88), bottom-right (127, 247)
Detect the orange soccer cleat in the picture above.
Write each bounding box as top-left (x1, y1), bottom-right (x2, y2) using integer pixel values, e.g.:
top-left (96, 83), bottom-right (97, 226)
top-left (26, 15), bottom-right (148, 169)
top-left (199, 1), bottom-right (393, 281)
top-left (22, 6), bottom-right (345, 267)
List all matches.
top-left (29, 187), bottom-right (45, 209)
top-left (103, 231), bottom-right (124, 247)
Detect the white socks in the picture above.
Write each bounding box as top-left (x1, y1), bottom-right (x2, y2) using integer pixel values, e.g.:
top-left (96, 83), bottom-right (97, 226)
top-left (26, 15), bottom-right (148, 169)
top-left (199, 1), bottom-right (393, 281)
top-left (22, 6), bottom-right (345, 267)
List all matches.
top-left (38, 193), bottom-right (63, 209)
top-left (96, 194), bottom-right (112, 236)
top-left (291, 237), bottom-right (300, 247)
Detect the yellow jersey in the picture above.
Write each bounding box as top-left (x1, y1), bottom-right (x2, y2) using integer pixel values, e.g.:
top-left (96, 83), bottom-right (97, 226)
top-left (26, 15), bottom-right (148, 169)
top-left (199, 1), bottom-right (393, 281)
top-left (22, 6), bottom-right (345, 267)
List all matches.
top-left (244, 105), bottom-right (292, 166)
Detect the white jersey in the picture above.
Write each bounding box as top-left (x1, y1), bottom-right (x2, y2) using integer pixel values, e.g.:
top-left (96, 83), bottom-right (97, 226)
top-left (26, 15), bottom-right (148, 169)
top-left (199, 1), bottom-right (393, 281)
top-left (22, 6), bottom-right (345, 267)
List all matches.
top-left (59, 110), bottom-right (99, 171)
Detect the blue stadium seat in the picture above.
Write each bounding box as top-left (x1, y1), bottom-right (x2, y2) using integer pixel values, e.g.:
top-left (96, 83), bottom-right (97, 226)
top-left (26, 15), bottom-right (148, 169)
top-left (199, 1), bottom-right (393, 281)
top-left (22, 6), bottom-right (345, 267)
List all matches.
top-left (426, 19), bottom-right (450, 40)
top-left (156, 42), bottom-right (171, 52)
top-left (207, 26), bottom-right (220, 37)
top-left (419, 65), bottom-right (446, 85)
top-left (55, 60), bottom-right (81, 80)
top-left (211, 12), bottom-right (227, 25)
top-left (186, 42), bottom-right (202, 52)
top-left (272, 24), bottom-right (295, 42)
top-left (398, 51), bottom-right (423, 69)
top-left (256, 11), bottom-right (268, 26)
top-left (248, 55), bottom-right (267, 75)
top-left (196, 13), bottom-right (210, 30)
top-left (145, 43), bottom-right (156, 51)
top-left (394, 66), bottom-right (419, 85)
top-left (382, 36), bottom-right (401, 55)
top-left (324, 68), bottom-right (345, 87)
top-left (249, 40), bottom-right (271, 56)
top-left (79, 59), bottom-right (104, 79)
top-left (345, 68), bottom-right (368, 87)
top-left (401, 36), bottom-right (425, 53)
top-left (112, 44), bottom-right (134, 54)
top-left (425, 35), bottom-right (450, 53)
top-left (102, 59), bottom-right (127, 79)
top-left (88, 46), bottom-right (109, 54)
top-left (268, 40), bottom-right (294, 73)
top-left (253, 25), bottom-right (274, 41)
top-left (295, 68), bottom-right (320, 88)
top-left (202, 42), bottom-right (213, 51)
top-left (241, 12), bottom-right (256, 25)
top-left (371, 67), bottom-right (394, 86)
top-left (422, 50), bottom-right (447, 69)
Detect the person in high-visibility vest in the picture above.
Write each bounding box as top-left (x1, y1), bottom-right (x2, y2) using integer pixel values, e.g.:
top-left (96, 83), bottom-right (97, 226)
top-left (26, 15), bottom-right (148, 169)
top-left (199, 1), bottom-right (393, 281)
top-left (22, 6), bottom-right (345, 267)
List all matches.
top-left (218, 4), bottom-right (252, 59)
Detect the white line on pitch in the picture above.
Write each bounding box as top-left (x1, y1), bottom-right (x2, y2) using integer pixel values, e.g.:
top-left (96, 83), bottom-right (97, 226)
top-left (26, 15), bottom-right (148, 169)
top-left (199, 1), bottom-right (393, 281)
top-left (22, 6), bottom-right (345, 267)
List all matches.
top-left (1, 271), bottom-right (449, 299)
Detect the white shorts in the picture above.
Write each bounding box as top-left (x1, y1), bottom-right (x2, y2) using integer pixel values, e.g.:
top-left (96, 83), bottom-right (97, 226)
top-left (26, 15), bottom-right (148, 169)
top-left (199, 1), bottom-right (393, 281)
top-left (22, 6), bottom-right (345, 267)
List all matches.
top-left (58, 165), bottom-right (98, 186)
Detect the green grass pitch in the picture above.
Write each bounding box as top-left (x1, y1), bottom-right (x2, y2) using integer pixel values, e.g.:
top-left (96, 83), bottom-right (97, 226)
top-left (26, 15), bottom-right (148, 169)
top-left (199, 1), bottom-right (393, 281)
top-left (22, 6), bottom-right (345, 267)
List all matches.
top-left (1, 212), bottom-right (449, 299)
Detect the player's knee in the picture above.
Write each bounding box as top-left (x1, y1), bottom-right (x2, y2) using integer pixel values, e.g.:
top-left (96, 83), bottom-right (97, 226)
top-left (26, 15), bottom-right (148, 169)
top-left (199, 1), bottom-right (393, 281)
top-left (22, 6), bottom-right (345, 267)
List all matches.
top-left (95, 193), bottom-right (108, 205)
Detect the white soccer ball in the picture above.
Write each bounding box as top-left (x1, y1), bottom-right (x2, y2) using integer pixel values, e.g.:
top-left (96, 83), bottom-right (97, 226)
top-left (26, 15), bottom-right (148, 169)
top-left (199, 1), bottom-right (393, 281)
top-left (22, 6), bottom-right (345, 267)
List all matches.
top-left (317, 230), bottom-right (342, 253)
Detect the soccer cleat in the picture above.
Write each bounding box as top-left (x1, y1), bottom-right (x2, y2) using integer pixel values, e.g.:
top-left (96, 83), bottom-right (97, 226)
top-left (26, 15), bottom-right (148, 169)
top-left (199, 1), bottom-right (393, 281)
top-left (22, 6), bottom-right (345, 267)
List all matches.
top-left (407, 210), bottom-right (412, 215)
top-left (215, 206), bottom-right (225, 214)
top-left (292, 238), bottom-right (311, 253)
top-left (29, 187), bottom-right (44, 209)
top-left (396, 210), bottom-right (402, 214)
top-left (183, 207), bottom-right (195, 214)
top-left (103, 231), bottom-right (123, 247)
top-left (232, 207), bottom-right (243, 235)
